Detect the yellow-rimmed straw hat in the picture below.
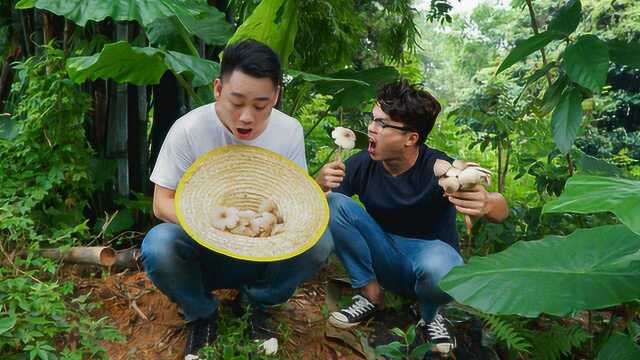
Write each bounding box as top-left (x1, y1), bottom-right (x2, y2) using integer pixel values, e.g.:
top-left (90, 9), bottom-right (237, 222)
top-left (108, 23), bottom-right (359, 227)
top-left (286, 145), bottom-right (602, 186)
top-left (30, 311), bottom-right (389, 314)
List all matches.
top-left (175, 144), bottom-right (329, 262)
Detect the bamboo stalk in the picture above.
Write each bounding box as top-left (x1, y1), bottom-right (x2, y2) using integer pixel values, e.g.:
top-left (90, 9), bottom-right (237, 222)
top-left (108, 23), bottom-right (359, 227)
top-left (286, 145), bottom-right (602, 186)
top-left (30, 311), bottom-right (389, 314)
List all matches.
top-left (39, 246), bottom-right (117, 267)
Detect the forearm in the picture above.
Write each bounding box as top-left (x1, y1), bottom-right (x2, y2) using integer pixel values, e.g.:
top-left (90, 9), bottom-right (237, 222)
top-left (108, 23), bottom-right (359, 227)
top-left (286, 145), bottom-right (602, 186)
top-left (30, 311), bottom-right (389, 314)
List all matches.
top-left (153, 197), bottom-right (179, 224)
top-left (484, 192), bottom-right (508, 223)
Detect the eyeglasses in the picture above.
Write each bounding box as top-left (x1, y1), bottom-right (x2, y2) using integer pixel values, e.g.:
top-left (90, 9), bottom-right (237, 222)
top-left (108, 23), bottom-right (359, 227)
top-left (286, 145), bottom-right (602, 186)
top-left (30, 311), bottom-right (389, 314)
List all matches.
top-left (370, 118), bottom-right (417, 132)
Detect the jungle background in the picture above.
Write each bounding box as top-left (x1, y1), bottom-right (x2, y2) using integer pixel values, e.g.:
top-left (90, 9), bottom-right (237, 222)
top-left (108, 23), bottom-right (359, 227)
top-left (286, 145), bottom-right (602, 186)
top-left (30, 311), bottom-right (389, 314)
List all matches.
top-left (1, 0), bottom-right (639, 359)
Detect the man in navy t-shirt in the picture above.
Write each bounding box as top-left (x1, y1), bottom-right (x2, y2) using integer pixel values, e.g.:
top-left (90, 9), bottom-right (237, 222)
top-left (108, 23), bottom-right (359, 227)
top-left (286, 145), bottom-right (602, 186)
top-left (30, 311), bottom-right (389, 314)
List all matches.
top-left (316, 81), bottom-right (508, 354)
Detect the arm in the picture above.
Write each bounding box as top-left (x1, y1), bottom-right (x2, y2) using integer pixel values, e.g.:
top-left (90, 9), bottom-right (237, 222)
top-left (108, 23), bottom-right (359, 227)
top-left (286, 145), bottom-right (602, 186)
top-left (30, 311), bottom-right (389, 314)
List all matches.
top-left (447, 185), bottom-right (509, 223)
top-left (153, 184), bottom-right (179, 224)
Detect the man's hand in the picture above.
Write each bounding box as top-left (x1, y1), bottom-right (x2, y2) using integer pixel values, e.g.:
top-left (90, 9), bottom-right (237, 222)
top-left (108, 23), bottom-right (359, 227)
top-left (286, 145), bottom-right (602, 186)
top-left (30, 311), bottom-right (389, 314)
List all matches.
top-left (316, 160), bottom-right (345, 193)
top-left (446, 184), bottom-right (508, 223)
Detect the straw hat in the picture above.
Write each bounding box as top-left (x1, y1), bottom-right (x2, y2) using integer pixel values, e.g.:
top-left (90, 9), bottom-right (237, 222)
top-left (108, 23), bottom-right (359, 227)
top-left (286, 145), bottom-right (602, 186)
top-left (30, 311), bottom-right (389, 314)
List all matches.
top-left (175, 144), bottom-right (329, 262)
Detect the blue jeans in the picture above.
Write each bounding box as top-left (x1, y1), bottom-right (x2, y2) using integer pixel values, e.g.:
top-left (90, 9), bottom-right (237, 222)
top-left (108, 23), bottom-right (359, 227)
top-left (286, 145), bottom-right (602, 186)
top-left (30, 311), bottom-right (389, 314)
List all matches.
top-left (327, 193), bottom-right (463, 322)
top-left (141, 223), bottom-right (333, 321)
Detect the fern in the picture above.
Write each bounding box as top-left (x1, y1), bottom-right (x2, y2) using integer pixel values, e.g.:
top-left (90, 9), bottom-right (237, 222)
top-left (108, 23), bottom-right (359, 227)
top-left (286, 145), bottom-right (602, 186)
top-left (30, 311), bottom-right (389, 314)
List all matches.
top-left (479, 313), bottom-right (533, 354)
top-left (526, 324), bottom-right (591, 360)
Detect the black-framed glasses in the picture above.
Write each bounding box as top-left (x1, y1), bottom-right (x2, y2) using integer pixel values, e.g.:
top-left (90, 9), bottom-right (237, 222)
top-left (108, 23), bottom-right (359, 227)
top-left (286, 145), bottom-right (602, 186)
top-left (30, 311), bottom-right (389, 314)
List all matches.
top-left (370, 118), bottom-right (417, 132)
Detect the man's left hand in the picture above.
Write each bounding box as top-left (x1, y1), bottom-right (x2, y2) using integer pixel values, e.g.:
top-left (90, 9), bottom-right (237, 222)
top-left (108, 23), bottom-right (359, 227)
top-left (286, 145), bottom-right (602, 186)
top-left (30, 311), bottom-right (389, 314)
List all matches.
top-left (445, 184), bottom-right (491, 218)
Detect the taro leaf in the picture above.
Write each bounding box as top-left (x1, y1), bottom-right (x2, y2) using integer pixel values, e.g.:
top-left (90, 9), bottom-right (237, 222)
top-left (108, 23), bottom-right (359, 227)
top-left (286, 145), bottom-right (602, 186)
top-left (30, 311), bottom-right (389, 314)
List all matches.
top-left (226, 0), bottom-right (298, 67)
top-left (440, 225), bottom-right (640, 317)
top-left (597, 333), bottom-right (640, 360)
top-left (551, 87), bottom-right (583, 154)
top-left (542, 175), bottom-right (640, 235)
top-left (496, 32), bottom-right (555, 74)
top-left (607, 40), bottom-right (640, 69)
top-left (562, 35), bottom-right (609, 93)
top-left (16, 0), bottom-right (233, 45)
top-left (547, 0), bottom-right (582, 39)
top-left (66, 41), bottom-right (218, 86)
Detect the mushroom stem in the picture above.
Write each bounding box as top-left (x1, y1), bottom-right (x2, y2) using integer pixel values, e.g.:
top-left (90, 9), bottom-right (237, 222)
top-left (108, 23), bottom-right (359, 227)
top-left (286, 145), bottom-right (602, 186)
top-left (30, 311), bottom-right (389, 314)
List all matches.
top-left (464, 215), bottom-right (473, 236)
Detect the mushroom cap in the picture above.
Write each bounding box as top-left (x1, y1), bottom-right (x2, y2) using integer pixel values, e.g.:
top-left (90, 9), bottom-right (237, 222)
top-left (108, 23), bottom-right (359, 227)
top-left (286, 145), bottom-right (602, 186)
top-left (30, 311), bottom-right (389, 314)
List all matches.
top-left (434, 159), bottom-right (453, 177)
top-left (446, 167), bottom-right (462, 177)
top-left (458, 167), bottom-right (491, 189)
top-left (211, 206), bottom-right (240, 230)
top-left (438, 176), bottom-right (461, 194)
top-left (331, 127), bottom-right (356, 150)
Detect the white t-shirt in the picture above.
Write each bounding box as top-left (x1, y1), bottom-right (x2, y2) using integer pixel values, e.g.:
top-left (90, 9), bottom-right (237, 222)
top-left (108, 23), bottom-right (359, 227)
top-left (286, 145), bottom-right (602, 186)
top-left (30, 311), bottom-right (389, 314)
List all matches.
top-left (150, 102), bottom-right (307, 190)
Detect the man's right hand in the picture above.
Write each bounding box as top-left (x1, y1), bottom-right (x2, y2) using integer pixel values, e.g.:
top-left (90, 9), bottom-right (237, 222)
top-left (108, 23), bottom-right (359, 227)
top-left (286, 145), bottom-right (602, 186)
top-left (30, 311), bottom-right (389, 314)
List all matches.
top-left (316, 160), bottom-right (345, 192)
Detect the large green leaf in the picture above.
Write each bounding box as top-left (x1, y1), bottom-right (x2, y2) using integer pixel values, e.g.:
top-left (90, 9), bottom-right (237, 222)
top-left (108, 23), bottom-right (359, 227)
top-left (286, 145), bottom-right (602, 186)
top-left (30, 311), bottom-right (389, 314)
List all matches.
top-left (287, 70), bottom-right (368, 87)
top-left (574, 149), bottom-right (624, 177)
top-left (597, 333), bottom-right (640, 360)
top-left (496, 32), bottom-right (555, 74)
top-left (541, 73), bottom-right (568, 115)
top-left (226, 0), bottom-right (298, 67)
top-left (315, 67), bottom-right (399, 110)
top-left (607, 40), bottom-right (640, 69)
top-left (0, 113), bottom-right (18, 141)
top-left (66, 41), bottom-right (218, 86)
top-left (542, 175), bottom-right (640, 235)
top-left (16, 0), bottom-right (232, 45)
top-left (440, 225), bottom-right (640, 317)
top-left (551, 87), bottom-right (583, 154)
top-left (547, 0), bottom-right (582, 39)
top-left (562, 35), bottom-right (609, 93)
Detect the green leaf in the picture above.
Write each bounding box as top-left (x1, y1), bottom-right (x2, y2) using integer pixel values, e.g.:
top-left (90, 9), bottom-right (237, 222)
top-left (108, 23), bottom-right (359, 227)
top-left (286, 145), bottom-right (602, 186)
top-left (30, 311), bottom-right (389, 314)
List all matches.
top-left (597, 333), bottom-right (640, 360)
top-left (542, 176), bottom-right (640, 234)
top-left (376, 341), bottom-right (405, 358)
top-left (316, 67), bottom-right (399, 110)
top-left (287, 70), bottom-right (368, 87)
top-left (607, 40), bottom-right (640, 68)
top-left (66, 41), bottom-right (218, 86)
top-left (410, 343), bottom-right (432, 359)
top-left (227, 0), bottom-right (298, 67)
top-left (541, 73), bottom-right (568, 115)
top-left (562, 35), bottom-right (609, 93)
top-left (0, 113), bottom-right (18, 140)
top-left (440, 225), bottom-right (640, 317)
top-left (496, 32), bottom-right (555, 74)
top-left (0, 314), bottom-right (17, 335)
top-left (18, 0), bottom-right (233, 45)
top-left (551, 87), bottom-right (583, 154)
top-left (573, 149), bottom-right (624, 177)
top-left (547, 0), bottom-right (582, 39)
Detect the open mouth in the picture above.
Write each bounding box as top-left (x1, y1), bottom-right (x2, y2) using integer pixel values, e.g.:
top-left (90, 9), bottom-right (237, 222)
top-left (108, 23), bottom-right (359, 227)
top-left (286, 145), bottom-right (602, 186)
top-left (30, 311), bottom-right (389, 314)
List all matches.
top-left (237, 128), bottom-right (253, 137)
top-left (368, 137), bottom-right (377, 154)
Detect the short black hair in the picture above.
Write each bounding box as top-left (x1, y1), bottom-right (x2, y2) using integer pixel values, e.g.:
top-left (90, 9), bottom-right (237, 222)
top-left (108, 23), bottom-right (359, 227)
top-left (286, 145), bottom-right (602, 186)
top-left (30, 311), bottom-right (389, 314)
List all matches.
top-left (376, 80), bottom-right (442, 144)
top-left (220, 39), bottom-right (282, 88)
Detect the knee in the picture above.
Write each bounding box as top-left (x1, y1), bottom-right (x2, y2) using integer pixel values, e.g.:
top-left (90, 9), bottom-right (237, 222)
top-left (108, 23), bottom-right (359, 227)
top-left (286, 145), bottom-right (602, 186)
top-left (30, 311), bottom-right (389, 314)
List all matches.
top-left (305, 230), bottom-right (334, 266)
top-left (327, 192), bottom-right (362, 223)
top-left (141, 223), bottom-right (188, 268)
top-left (414, 247), bottom-right (463, 284)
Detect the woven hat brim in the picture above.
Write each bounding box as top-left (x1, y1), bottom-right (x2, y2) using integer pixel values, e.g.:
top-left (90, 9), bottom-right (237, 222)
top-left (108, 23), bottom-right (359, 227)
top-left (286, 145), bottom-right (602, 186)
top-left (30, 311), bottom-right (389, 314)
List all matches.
top-left (175, 144), bottom-right (329, 262)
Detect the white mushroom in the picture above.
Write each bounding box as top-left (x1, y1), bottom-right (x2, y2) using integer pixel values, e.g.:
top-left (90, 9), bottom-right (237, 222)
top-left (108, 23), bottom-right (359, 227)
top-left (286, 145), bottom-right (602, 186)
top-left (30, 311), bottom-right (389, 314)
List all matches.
top-left (238, 209), bottom-right (257, 226)
top-left (445, 167), bottom-right (462, 177)
top-left (458, 167), bottom-right (491, 189)
top-left (434, 159), bottom-right (453, 177)
top-left (331, 126), bottom-right (356, 150)
top-left (211, 207), bottom-right (240, 230)
top-left (250, 212), bottom-right (277, 237)
top-left (271, 223), bottom-right (285, 236)
top-left (438, 176), bottom-right (461, 194)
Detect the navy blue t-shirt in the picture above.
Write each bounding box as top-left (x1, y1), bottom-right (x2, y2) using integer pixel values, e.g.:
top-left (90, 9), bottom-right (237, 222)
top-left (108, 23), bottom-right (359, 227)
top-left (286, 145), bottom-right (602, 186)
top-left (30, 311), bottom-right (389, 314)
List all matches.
top-left (334, 144), bottom-right (459, 251)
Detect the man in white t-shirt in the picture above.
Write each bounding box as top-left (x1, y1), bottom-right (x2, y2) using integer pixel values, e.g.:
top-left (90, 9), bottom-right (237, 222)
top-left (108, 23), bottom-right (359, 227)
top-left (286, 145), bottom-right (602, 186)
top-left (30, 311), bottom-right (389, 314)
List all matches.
top-left (141, 39), bottom-right (333, 359)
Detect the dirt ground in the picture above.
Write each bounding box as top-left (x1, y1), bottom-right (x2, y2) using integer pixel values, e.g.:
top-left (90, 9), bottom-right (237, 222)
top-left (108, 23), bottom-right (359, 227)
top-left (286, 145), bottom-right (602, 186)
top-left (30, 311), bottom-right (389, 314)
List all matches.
top-left (65, 261), bottom-right (489, 360)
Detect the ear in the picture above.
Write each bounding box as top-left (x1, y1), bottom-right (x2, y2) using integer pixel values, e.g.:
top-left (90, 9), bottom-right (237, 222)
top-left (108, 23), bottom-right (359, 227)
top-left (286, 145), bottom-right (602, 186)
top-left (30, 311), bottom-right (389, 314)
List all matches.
top-left (405, 132), bottom-right (420, 147)
top-left (213, 78), bottom-right (223, 99)
top-left (272, 85), bottom-right (281, 106)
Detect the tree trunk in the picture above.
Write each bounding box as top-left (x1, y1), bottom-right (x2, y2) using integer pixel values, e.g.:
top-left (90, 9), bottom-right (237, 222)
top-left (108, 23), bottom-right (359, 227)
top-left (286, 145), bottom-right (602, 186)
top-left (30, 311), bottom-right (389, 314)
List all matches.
top-left (0, 47), bottom-right (21, 113)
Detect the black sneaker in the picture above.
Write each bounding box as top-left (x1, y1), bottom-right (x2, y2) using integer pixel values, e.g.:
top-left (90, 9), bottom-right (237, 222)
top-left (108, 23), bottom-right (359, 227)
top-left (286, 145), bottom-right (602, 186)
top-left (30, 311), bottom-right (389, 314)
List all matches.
top-left (248, 308), bottom-right (279, 355)
top-left (418, 312), bottom-right (456, 356)
top-left (329, 294), bottom-right (378, 329)
top-left (184, 311), bottom-right (218, 359)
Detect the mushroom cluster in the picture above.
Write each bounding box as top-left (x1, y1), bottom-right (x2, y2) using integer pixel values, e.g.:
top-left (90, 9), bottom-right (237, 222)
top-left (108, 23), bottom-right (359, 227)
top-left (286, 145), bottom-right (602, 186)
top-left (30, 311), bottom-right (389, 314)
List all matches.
top-left (211, 198), bottom-right (285, 237)
top-left (434, 159), bottom-right (492, 194)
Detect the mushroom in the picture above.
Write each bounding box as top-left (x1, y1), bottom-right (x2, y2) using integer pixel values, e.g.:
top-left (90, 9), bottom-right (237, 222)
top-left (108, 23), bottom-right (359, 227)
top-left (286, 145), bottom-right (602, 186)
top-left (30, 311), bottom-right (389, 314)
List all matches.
top-left (250, 212), bottom-right (277, 237)
top-left (332, 126), bottom-right (356, 161)
top-left (238, 209), bottom-right (257, 226)
top-left (434, 159), bottom-right (452, 177)
top-left (211, 206), bottom-right (239, 230)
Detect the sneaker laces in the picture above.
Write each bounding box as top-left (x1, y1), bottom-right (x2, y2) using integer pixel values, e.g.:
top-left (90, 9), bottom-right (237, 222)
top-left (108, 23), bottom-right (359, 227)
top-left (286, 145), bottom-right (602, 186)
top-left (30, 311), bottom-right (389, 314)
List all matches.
top-left (343, 295), bottom-right (375, 317)
top-left (425, 314), bottom-right (451, 341)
